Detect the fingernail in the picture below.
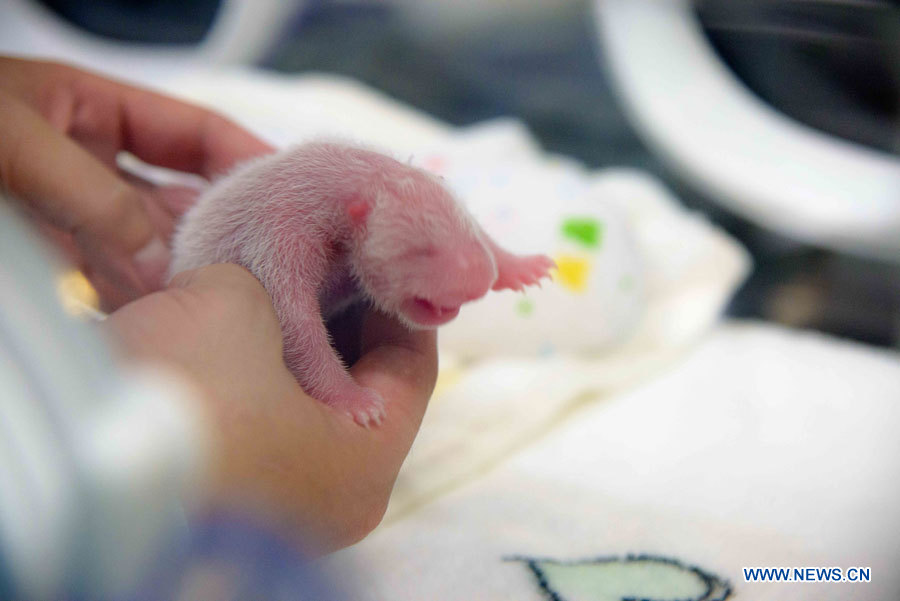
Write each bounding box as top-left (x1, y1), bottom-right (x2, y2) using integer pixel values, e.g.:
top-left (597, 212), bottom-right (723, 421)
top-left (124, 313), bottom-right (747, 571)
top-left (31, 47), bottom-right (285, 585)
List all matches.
top-left (133, 237), bottom-right (171, 289)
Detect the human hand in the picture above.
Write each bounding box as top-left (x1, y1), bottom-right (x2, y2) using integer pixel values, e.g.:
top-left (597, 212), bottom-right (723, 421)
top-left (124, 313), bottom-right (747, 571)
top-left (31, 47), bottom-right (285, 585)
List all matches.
top-left (106, 264), bottom-right (438, 553)
top-left (0, 57), bottom-right (272, 310)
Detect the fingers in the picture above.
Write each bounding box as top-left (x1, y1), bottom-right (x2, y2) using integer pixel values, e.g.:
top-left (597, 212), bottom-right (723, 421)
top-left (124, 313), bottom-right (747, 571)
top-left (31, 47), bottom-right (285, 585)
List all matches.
top-left (0, 57), bottom-right (272, 308)
top-left (0, 57), bottom-right (274, 178)
top-left (350, 311), bottom-right (438, 446)
top-left (125, 100), bottom-right (274, 179)
top-left (0, 90), bottom-right (169, 295)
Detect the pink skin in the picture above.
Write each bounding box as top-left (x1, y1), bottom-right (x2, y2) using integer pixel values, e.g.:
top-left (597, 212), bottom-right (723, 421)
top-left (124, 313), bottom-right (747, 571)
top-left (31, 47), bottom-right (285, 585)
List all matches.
top-left (170, 142), bottom-right (553, 426)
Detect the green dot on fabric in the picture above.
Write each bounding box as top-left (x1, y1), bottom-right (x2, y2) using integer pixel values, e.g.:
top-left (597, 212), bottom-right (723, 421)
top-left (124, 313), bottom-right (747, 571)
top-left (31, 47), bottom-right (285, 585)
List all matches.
top-left (561, 217), bottom-right (603, 249)
top-left (516, 298), bottom-right (534, 316)
top-left (619, 274), bottom-right (634, 292)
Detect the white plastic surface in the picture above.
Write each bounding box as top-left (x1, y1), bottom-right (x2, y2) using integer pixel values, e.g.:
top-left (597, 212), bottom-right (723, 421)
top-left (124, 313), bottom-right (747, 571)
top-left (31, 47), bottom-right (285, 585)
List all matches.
top-left (0, 0), bottom-right (304, 84)
top-left (596, 0), bottom-right (900, 261)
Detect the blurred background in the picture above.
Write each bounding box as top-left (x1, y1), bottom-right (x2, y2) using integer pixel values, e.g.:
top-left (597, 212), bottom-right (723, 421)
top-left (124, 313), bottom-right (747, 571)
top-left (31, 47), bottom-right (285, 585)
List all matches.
top-left (7, 0), bottom-right (898, 346)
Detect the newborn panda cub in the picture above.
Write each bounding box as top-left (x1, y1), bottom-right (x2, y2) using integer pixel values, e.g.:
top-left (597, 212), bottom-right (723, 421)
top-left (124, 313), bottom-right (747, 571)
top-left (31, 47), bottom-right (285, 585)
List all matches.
top-left (170, 142), bottom-right (553, 426)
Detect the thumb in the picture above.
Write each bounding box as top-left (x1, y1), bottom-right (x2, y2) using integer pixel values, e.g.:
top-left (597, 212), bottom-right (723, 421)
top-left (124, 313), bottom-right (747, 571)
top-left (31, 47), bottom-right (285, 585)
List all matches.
top-left (167, 263), bottom-right (282, 340)
top-left (168, 263), bottom-right (271, 302)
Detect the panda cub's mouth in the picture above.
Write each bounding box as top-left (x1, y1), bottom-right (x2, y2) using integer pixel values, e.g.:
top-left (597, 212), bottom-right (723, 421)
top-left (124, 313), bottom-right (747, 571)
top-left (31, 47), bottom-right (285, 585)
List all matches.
top-left (401, 297), bottom-right (461, 326)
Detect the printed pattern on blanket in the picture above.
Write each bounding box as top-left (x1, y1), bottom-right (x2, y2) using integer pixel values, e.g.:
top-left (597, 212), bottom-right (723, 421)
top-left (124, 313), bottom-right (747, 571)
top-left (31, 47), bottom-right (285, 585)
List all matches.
top-left (510, 554), bottom-right (732, 601)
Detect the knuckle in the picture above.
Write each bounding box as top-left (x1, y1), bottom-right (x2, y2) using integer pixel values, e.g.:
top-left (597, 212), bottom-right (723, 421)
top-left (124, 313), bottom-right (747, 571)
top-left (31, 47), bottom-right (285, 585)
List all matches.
top-left (359, 485), bottom-right (391, 535)
top-left (218, 264), bottom-right (270, 306)
top-left (38, 62), bottom-right (82, 102)
top-left (72, 180), bottom-right (145, 244)
top-left (343, 498), bottom-right (389, 546)
top-left (171, 263), bottom-right (273, 322)
top-left (189, 264), bottom-right (274, 325)
top-left (103, 181), bottom-right (142, 228)
top-left (0, 93), bottom-right (30, 197)
top-left (205, 111), bottom-right (237, 135)
top-left (37, 59), bottom-right (74, 77)
top-left (323, 479), bottom-right (392, 549)
top-left (45, 61), bottom-right (78, 84)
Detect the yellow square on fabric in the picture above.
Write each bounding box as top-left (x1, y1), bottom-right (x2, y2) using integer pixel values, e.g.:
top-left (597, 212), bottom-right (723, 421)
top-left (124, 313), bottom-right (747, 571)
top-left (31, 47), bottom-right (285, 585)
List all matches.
top-left (553, 254), bottom-right (590, 293)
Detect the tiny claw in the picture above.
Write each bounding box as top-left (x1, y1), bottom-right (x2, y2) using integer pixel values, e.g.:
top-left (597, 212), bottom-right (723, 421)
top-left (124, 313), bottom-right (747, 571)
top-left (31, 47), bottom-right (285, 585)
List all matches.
top-left (327, 386), bottom-right (385, 428)
top-left (354, 411), bottom-right (372, 429)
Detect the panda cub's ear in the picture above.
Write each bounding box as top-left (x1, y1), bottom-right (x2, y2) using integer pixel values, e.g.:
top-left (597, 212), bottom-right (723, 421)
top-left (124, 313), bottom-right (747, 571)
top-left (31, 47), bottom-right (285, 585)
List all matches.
top-left (347, 196), bottom-right (371, 225)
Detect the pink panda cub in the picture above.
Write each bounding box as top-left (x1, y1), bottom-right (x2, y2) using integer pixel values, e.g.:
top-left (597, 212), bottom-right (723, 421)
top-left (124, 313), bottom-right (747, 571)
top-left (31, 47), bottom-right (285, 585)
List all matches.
top-left (170, 142), bottom-right (553, 426)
